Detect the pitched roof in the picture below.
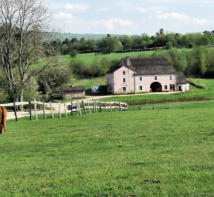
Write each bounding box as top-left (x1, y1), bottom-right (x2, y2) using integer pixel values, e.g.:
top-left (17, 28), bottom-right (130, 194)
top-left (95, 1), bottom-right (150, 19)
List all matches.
top-left (62, 86), bottom-right (85, 92)
top-left (130, 57), bottom-right (177, 75)
top-left (108, 57), bottom-right (177, 75)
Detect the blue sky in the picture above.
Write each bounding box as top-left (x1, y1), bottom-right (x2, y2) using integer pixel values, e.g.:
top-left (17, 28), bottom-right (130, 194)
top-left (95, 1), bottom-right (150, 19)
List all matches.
top-left (44, 0), bottom-right (214, 35)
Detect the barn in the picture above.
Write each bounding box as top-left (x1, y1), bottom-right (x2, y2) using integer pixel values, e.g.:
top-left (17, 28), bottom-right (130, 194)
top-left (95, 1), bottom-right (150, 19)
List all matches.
top-left (107, 57), bottom-right (189, 94)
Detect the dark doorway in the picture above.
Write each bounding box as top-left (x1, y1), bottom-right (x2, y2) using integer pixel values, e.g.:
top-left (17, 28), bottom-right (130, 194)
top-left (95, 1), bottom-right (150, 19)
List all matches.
top-left (170, 84), bottom-right (175, 91)
top-left (150, 82), bottom-right (162, 92)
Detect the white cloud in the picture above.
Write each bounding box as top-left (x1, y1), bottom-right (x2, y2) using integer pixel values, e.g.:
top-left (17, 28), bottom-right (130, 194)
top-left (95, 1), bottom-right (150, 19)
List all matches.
top-left (154, 11), bottom-right (208, 26)
top-left (94, 18), bottom-right (134, 31)
top-left (105, 19), bottom-right (133, 31)
top-left (137, 7), bottom-right (147, 13)
top-left (193, 18), bottom-right (208, 25)
top-left (156, 12), bottom-right (189, 20)
top-left (54, 12), bottom-right (73, 21)
top-left (65, 3), bottom-right (90, 12)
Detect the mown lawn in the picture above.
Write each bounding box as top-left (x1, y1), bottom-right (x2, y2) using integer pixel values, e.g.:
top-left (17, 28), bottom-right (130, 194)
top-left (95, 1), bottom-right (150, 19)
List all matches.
top-left (1, 101), bottom-right (214, 196)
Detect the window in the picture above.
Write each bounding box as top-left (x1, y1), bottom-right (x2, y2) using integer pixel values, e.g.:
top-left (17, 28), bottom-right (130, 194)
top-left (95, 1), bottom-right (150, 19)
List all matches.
top-left (123, 78), bottom-right (126, 82)
top-left (154, 76), bottom-right (158, 80)
top-left (139, 86), bottom-right (143, 91)
top-left (139, 76), bottom-right (142, 81)
top-left (165, 85), bottom-right (168, 90)
top-left (170, 75), bottom-right (173, 80)
top-left (123, 87), bottom-right (126, 91)
top-left (123, 71), bottom-right (126, 75)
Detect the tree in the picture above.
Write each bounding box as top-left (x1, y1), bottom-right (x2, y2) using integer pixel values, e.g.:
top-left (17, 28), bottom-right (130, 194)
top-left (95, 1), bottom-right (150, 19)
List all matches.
top-left (118, 35), bottom-right (133, 50)
top-left (37, 59), bottom-right (71, 98)
top-left (97, 36), bottom-right (122, 53)
top-left (0, 0), bottom-right (49, 102)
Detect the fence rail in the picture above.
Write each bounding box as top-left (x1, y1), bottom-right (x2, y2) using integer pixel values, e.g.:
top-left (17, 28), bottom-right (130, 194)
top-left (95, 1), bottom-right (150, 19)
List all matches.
top-left (0, 100), bottom-right (128, 121)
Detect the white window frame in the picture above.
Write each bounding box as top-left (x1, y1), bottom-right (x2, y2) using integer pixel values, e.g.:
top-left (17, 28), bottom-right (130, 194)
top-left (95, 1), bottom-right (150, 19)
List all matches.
top-left (123, 87), bottom-right (126, 91)
top-left (123, 78), bottom-right (126, 82)
top-left (139, 86), bottom-right (143, 91)
top-left (154, 76), bottom-right (158, 80)
top-left (169, 75), bottom-right (173, 81)
top-left (139, 76), bottom-right (143, 81)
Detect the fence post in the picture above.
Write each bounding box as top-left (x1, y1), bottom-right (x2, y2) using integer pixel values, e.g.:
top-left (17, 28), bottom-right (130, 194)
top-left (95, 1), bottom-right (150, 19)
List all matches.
top-left (43, 101), bottom-right (46, 120)
top-left (64, 103), bottom-right (67, 118)
top-left (95, 100), bottom-right (98, 112)
top-left (110, 102), bottom-right (112, 112)
top-left (105, 102), bottom-right (107, 111)
top-left (88, 101), bottom-right (91, 114)
top-left (29, 101), bottom-right (32, 120)
top-left (71, 102), bottom-right (73, 117)
top-left (93, 100), bottom-right (95, 113)
top-left (78, 101), bottom-right (82, 116)
top-left (82, 100), bottom-right (86, 114)
top-left (34, 99), bottom-right (38, 120)
top-left (119, 102), bottom-right (122, 111)
top-left (59, 102), bottom-right (61, 118)
top-left (76, 101), bottom-right (79, 116)
top-left (50, 102), bottom-right (54, 119)
top-left (99, 101), bottom-right (102, 112)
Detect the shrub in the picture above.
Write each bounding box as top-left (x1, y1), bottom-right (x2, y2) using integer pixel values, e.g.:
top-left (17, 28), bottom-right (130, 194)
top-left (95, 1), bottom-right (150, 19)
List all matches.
top-left (38, 59), bottom-right (71, 99)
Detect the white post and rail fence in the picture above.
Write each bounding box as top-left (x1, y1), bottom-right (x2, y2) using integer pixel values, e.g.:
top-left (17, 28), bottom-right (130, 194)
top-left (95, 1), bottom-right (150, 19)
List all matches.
top-left (0, 100), bottom-right (128, 121)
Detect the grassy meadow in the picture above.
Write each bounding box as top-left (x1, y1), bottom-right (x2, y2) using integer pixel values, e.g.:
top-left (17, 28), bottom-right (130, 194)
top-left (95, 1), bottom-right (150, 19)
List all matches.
top-left (30, 51), bottom-right (155, 71)
top-left (101, 78), bottom-right (214, 105)
top-left (1, 100), bottom-right (214, 196)
top-left (62, 51), bottom-right (155, 65)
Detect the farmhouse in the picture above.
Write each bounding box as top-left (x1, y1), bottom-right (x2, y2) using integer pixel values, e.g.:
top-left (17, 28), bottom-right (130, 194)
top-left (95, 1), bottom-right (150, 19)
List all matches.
top-left (107, 57), bottom-right (189, 94)
top-left (61, 86), bottom-right (85, 99)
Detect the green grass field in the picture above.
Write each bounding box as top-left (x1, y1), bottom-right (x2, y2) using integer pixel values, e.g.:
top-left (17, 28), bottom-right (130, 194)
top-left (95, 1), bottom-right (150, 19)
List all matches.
top-left (101, 78), bottom-right (214, 105)
top-left (67, 76), bottom-right (106, 90)
top-left (1, 100), bottom-right (214, 196)
top-left (63, 51), bottom-right (155, 65)
top-left (30, 51), bottom-right (155, 71)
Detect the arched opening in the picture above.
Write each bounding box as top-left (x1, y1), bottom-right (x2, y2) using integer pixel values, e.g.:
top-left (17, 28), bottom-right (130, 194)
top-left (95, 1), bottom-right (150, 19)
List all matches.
top-left (150, 82), bottom-right (162, 92)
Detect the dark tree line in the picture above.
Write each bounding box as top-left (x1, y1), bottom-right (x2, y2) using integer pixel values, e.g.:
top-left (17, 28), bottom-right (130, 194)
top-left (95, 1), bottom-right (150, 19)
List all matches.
top-left (43, 29), bottom-right (214, 56)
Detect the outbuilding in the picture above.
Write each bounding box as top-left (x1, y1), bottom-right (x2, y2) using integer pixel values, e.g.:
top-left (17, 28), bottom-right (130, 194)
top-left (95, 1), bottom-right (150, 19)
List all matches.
top-left (61, 86), bottom-right (85, 99)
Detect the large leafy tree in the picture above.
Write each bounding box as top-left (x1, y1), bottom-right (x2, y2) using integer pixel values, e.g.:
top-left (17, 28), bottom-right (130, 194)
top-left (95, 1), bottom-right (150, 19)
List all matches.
top-left (0, 0), bottom-right (49, 102)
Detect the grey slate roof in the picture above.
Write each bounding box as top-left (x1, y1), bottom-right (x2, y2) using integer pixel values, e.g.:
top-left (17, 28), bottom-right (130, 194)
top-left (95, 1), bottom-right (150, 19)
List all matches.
top-left (108, 57), bottom-right (177, 75)
top-left (130, 57), bottom-right (177, 75)
top-left (62, 86), bottom-right (85, 92)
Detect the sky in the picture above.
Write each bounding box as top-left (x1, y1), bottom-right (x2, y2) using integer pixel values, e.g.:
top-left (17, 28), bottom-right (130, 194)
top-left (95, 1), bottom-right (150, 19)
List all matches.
top-left (44, 0), bottom-right (214, 35)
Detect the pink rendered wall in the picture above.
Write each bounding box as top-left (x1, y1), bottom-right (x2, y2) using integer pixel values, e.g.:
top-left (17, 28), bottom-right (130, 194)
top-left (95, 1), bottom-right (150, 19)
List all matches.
top-left (134, 74), bottom-right (177, 92)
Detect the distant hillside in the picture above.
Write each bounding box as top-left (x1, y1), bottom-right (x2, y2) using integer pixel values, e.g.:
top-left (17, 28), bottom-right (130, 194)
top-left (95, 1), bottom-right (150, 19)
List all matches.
top-left (44, 32), bottom-right (119, 41)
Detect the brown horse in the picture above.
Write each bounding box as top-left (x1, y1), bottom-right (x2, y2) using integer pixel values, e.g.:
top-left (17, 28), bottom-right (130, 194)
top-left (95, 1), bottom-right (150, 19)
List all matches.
top-left (0, 106), bottom-right (7, 134)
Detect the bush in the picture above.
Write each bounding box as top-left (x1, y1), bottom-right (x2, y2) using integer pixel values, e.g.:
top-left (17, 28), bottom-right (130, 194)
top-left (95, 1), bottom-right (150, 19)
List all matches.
top-left (70, 57), bottom-right (115, 77)
top-left (38, 59), bottom-right (72, 99)
top-left (70, 49), bottom-right (77, 58)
